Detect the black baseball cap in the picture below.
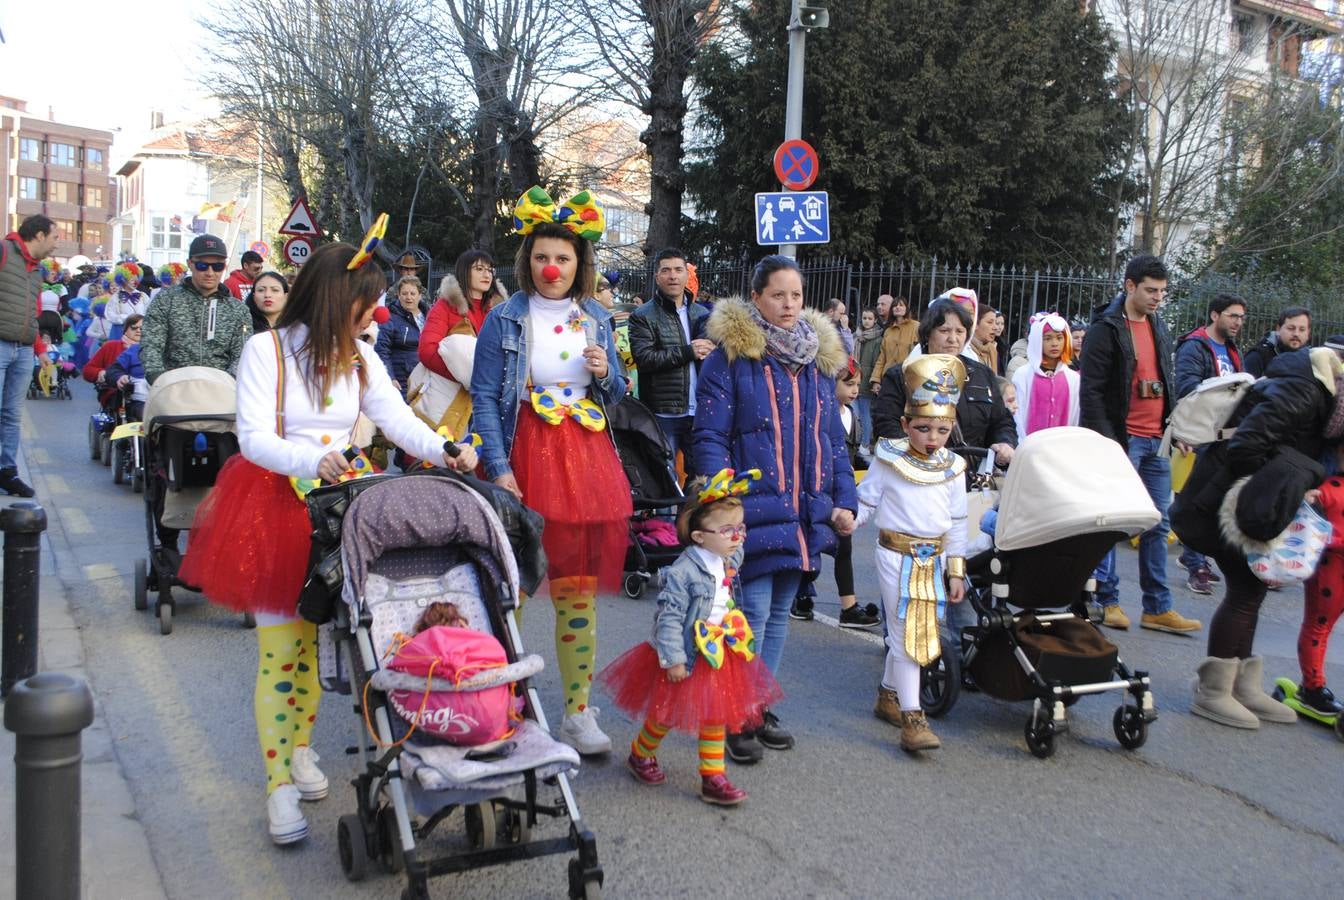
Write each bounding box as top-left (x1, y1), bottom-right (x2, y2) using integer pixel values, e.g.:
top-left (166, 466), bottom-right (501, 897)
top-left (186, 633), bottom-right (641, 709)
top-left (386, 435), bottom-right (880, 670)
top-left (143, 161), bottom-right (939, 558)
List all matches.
top-left (189, 234), bottom-right (228, 258)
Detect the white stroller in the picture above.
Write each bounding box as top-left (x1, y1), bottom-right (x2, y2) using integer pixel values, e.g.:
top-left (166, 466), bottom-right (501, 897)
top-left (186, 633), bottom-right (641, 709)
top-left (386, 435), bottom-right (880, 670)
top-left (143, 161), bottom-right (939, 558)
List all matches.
top-left (920, 427), bottom-right (1163, 758)
top-left (312, 472), bottom-right (603, 899)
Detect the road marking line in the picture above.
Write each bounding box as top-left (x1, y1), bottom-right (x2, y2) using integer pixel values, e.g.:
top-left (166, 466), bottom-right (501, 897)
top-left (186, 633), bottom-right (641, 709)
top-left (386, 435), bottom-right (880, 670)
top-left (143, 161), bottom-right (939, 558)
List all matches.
top-left (62, 508), bottom-right (94, 535)
top-left (45, 473), bottom-right (70, 494)
top-left (83, 563), bottom-right (119, 581)
top-left (813, 612), bottom-right (886, 647)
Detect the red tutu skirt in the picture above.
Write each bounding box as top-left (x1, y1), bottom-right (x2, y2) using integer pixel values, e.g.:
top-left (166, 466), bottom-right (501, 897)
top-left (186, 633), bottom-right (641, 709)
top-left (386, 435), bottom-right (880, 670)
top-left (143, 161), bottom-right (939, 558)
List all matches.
top-left (597, 643), bottom-right (782, 734)
top-left (511, 404), bottom-right (632, 594)
top-left (177, 456), bottom-right (313, 616)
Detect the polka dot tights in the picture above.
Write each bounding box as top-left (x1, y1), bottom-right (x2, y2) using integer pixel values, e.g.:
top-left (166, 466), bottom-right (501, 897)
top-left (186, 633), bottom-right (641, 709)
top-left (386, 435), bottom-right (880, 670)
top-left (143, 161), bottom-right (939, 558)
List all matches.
top-left (1301, 558), bottom-right (1344, 690)
top-left (551, 576), bottom-right (598, 713)
top-left (254, 618), bottom-right (322, 794)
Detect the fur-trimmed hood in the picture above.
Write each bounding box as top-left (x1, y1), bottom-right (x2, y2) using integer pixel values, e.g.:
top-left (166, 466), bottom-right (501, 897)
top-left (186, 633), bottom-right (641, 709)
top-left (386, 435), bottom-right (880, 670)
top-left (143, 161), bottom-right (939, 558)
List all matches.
top-left (1219, 476), bottom-right (1270, 557)
top-left (435, 274), bottom-right (470, 315)
top-left (705, 296), bottom-right (848, 377)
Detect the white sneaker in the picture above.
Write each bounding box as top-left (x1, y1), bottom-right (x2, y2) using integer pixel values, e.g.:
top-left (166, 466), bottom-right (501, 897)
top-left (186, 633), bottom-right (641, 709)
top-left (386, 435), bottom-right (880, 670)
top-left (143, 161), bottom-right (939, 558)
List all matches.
top-left (267, 784), bottom-right (309, 845)
top-left (559, 707), bottom-right (612, 755)
top-left (291, 746), bottom-right (329, 801)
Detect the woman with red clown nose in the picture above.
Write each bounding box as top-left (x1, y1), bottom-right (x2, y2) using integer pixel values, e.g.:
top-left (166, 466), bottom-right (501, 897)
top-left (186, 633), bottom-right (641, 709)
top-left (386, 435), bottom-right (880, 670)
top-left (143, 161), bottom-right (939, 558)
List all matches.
top-left (471, 186), bottom-right (633, 756)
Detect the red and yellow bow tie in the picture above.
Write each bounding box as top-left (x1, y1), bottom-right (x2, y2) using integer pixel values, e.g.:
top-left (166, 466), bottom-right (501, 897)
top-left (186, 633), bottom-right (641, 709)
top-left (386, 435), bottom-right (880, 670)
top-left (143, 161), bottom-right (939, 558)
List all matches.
top-left (694, 609), bottom-right (756, 669)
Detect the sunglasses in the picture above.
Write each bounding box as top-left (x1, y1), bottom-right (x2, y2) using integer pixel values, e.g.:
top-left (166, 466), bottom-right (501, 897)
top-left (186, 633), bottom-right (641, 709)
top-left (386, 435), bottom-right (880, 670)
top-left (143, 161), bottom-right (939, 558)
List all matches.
top-left (192, 261), bottom-right (226, 272)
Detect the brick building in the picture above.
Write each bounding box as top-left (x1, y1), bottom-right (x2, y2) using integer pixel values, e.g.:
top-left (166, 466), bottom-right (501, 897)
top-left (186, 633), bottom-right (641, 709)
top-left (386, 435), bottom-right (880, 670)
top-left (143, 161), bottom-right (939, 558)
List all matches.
top-left (0, 96), bottom-right (115, 262)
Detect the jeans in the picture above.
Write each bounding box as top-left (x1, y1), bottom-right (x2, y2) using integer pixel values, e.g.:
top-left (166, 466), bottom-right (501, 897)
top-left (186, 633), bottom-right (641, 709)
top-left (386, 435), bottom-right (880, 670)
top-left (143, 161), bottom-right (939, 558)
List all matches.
top-left (853, 395), bottom-right (874, 449)
top-left (0, 341), bottom-right (34, 470)
top-left (740, 569), bottom-right (803, 676)
top-left (1096, 435), bottom-right (1173, 615)
top-left (655, 414), bottom-right (695, 478)
top-left (1178, 547), bottom-right (1207, 572)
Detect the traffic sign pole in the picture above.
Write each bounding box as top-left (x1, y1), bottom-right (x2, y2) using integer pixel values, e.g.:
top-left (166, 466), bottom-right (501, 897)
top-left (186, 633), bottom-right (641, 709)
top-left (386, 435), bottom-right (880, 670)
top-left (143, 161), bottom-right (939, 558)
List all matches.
top-left (781, 0), bottom-right (809, 258)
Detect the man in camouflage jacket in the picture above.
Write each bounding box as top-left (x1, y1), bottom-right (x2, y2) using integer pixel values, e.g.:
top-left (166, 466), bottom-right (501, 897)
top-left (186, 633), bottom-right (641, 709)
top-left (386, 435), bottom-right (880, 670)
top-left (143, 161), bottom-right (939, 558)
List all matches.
top-left (141, 233), bottom-right (252, 384)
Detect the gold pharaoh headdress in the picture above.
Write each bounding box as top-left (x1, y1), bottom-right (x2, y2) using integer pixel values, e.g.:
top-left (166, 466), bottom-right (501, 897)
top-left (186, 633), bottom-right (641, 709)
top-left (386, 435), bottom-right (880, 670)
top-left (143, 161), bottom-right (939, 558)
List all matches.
top-left (903, 353), bottom-right (966, 420)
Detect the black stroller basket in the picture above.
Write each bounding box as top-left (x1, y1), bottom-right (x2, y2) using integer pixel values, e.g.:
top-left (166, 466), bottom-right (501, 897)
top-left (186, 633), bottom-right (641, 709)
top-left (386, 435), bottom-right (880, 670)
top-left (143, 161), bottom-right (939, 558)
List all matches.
top-left (607, 395), bottom-right (682, 508)
top-left (155, 426), bottom-right (238, 491)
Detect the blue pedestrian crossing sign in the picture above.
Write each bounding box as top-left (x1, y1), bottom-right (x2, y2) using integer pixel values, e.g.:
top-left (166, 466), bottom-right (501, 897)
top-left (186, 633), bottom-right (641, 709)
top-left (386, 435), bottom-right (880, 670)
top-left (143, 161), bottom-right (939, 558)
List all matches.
top-left (755, 191), bottom-right (830, 246)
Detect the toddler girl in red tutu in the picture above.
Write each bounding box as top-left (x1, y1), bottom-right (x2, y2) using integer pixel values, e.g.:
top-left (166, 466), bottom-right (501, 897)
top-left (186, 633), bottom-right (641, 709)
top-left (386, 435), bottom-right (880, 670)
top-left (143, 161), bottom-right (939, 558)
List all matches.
top-left (598, 468), bottom-right (781, 806)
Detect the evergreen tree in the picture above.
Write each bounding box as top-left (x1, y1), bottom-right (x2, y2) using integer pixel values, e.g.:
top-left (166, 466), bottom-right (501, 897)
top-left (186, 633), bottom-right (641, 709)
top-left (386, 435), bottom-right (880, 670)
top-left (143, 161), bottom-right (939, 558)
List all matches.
top-left (687, 0), bottom-right (1132, 266)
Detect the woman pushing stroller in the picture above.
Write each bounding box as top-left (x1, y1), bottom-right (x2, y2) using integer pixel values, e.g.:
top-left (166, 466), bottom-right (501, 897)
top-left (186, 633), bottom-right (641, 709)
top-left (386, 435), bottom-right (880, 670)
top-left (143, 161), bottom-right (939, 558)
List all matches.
top-left (176, 226), bottom-right (478, 845)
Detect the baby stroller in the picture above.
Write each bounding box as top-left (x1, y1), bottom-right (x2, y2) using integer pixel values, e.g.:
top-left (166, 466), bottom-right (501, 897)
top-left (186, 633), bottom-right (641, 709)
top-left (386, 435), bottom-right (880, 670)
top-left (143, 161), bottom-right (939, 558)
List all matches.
top-left (110, 383), bottom-right (145, 492)
top-left (28, 355), bottom-right (74, 400)
top-left (608, 395), bottom-right (684, 599)
top-left (920, 427), bottom-right (1161, 758)
top-left (131, 367), bottom-right (245, 635)
top-left (308, 471), bottom-right (603, 899)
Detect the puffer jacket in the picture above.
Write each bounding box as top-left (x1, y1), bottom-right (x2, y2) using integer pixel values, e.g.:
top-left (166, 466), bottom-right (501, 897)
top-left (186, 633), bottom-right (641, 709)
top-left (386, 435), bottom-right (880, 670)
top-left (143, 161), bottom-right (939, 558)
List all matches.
top-left (375, 302), bottom-right (424, 386)
top-left (0, 234), bottom-right (40, 344)
top-left (871, 353), bottom-right (1016, 450)
top-left (627, 290), bottom-right (708, 415)
top-left (691, 298), bottom-right (856, 582)
top-left (1241, 332), bottom-right (1282, 378)
top-left (1172, 347), bottom-right (1335, 558)
top-left (1078, 293), bottom-right (1175, 449)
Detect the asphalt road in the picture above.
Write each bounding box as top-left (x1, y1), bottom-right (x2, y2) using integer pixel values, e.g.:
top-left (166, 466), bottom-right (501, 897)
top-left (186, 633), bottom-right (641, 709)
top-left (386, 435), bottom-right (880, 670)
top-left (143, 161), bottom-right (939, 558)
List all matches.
top-left (20, 380), bottom-right (1344, 899)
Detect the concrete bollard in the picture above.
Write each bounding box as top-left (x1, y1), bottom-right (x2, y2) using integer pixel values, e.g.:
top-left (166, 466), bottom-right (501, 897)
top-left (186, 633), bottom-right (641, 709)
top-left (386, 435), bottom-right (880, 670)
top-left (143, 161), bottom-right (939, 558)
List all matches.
top-left (1, 501), bottom-right (47, 697)
top-left (4, 671), bottom-right (95, 900)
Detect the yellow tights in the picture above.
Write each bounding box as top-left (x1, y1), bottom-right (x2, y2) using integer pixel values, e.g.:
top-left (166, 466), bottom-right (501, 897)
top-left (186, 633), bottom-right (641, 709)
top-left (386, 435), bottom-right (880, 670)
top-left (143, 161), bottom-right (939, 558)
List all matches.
top-left (254, 619), bottom-right (322, 793)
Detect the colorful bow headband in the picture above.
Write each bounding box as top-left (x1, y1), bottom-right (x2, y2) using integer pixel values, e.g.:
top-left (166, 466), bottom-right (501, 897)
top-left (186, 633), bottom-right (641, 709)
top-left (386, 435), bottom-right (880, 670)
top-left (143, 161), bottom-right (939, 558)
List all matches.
top-left (698, 468), bottom-right (760, 505)
top-left (348, 213), bottom-right (388, 270)
top-left (512, 186), bottom-right (606, 242)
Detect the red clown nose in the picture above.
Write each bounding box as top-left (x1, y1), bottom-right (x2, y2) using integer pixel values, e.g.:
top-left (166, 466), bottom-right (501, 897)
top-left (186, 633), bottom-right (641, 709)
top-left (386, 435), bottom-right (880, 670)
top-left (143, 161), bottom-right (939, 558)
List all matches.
top-left (372, 306), bottom-right (391, 325)
top-left (541, 264), bottom-right (561, 282)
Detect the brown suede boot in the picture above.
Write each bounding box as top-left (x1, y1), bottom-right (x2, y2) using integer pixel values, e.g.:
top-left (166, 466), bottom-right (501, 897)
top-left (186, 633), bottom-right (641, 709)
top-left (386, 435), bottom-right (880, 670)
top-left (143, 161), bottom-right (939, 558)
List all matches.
top-left (899, 710), bottom-right (941, 751)
top-left (874, 687), bottom-right (902, 727)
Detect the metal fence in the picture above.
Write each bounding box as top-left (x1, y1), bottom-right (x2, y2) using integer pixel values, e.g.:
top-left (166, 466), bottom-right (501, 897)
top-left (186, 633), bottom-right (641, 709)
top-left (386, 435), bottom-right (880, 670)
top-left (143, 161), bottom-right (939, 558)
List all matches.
top-left (476, 255), bottom-right (1343, 347)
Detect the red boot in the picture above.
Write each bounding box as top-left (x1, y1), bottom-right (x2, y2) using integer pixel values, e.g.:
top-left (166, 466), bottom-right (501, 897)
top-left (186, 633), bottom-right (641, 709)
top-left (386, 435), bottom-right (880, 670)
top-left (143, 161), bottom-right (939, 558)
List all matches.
top-left (700, 773), bottom-right (747, 806)
top-left (626, 753), bottom-right (667, 786)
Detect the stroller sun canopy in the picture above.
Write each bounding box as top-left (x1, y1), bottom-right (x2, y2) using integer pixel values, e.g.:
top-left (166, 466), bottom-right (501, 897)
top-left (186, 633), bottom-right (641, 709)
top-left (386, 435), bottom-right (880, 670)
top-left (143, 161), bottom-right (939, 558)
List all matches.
top-left (144, 366), bottom-right (237, 434)
top-left (993, 427), bottom-right (1160, 551)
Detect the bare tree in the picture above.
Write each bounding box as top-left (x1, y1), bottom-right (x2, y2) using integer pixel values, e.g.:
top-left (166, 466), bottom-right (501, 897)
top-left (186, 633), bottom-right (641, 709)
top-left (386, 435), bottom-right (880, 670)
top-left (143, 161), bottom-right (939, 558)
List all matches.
top-left (576, 1), bottom-right (724, 256)
top-left (203, 0), bottom-right (435, 240)
top-left (435, 1), bottom-right (593, 251)
top-left (1099, 0), bottom-right (1327, 261)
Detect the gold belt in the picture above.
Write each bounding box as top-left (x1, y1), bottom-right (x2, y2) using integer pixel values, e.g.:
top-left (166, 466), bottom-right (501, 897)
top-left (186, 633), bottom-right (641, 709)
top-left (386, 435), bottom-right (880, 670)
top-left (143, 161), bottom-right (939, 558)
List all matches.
top-left (878, 530), bottom-right (944, 555)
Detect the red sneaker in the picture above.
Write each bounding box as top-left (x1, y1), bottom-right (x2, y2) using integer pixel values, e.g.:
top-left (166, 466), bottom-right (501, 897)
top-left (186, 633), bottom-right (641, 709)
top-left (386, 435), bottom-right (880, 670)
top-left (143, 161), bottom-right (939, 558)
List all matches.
top-left (700, 774), bottom-right (747, 806)
top-left (626, 753), bottom-right (667, 786)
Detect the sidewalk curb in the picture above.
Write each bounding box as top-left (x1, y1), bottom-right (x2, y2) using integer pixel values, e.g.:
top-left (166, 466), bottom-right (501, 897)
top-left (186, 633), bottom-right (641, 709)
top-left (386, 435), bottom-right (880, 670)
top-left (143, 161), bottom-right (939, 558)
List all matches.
top-left (0, 432), bottom-right (168, 900)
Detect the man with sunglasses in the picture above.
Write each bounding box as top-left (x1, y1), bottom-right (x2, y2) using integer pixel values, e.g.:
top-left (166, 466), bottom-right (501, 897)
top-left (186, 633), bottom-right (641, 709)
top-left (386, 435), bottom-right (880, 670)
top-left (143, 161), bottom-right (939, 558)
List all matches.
top-left (140, 233), bottom-right (253, 385)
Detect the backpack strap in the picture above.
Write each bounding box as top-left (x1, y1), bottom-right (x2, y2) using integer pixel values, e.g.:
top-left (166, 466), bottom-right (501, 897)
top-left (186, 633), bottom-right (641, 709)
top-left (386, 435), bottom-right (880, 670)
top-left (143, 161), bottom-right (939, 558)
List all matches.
top-left (270, 329), bottom-right (286, 438)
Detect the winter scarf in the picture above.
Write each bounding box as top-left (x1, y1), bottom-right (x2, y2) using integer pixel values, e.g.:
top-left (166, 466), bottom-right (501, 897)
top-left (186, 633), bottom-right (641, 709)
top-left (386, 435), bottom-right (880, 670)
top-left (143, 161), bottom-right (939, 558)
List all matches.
top-left (857, 324), bottom-right (883, 345)
top-left (749, 303), bottom-right (819, 371)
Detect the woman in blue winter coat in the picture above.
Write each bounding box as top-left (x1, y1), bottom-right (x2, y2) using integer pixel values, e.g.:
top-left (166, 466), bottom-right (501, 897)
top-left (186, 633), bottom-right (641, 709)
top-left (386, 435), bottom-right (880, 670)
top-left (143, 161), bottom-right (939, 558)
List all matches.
top-left (692, 254), bottom-right (857, 763)
top-left (375, 276), bottom-right (426, 393)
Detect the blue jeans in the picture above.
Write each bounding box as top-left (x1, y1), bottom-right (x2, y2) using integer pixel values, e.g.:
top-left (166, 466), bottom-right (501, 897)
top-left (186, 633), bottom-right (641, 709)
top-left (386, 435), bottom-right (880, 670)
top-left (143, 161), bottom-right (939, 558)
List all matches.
top-left (0, 340), bottom-right (33, 470)
top-left (853, 395), bottom-right (873, 449)
top-left (1096, 435), bottom-right (1173, 615)
top-left (740, 569), bottom-right (804, 676)
top-left (655, 414), bottom-right (695, 479)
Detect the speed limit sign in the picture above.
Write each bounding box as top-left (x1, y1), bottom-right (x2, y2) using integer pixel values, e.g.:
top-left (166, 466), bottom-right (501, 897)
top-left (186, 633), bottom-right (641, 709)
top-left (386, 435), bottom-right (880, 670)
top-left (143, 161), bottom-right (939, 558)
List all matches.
top-left (283, 236), bottom-right (313, 266)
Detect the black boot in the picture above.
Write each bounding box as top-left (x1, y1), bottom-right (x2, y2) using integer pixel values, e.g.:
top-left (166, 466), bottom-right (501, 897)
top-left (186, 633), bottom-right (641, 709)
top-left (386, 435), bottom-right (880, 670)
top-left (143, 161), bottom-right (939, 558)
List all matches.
top-left (756, 709), bottom-right (795, 750)
top-left (725, 730), bottom-right (764, 764)
top-left (0, 468), bottom-right (34, 498)
top-left (1299, 685), bottom-right (1344, 716)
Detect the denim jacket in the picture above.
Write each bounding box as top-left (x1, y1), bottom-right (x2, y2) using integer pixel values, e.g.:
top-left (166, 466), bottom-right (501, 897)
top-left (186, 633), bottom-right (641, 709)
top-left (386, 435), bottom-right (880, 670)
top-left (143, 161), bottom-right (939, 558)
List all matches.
top-left (652, 546), bottom-right (744, 673)
top-left (470, 291), bottom-right (629, 481)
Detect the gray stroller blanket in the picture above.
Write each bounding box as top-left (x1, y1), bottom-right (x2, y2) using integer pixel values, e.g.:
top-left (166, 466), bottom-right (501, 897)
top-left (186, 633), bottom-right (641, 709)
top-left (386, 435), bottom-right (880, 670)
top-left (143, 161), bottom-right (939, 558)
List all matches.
top-left (399, 719), bottom-right (580, 792)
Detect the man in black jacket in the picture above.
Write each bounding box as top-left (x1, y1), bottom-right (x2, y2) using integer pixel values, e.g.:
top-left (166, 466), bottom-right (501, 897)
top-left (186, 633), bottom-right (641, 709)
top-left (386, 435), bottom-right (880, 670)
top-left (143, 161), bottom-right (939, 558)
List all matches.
top-left (1242, 306), bottom-right (1311, 377)
top-left (628, 248), bottom-right (711, 475)
top-left (1079, 255), bottom-right (1200, 636)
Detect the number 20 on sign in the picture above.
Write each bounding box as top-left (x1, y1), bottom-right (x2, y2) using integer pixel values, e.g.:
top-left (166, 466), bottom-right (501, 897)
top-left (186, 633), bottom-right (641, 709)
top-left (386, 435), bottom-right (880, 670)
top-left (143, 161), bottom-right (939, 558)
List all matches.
top-left (284, 236), bottom-right (313, 266)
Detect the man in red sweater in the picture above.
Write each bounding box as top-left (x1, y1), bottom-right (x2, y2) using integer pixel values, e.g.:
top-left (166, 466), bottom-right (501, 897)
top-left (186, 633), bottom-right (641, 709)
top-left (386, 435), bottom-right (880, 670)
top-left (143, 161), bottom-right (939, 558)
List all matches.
top-left (223, 250), bottom-right (264, 300)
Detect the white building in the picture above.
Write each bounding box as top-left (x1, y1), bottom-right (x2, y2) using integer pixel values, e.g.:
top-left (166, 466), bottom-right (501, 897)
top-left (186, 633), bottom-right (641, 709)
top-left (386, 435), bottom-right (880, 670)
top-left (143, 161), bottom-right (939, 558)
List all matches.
top-left (112, 122), bottom-right (288, 268)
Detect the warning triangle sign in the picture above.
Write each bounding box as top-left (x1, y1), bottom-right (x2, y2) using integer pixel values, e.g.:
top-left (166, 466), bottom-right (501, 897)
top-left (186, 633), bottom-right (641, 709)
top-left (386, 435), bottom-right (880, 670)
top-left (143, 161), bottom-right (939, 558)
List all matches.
top-left (279, 198), bottom-right (318, 236)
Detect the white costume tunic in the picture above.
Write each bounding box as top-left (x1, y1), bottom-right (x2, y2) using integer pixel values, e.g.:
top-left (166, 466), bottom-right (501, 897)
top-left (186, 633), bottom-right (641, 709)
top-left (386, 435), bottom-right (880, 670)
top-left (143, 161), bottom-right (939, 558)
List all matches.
top-left (236, 324), bottom-right (446, 478)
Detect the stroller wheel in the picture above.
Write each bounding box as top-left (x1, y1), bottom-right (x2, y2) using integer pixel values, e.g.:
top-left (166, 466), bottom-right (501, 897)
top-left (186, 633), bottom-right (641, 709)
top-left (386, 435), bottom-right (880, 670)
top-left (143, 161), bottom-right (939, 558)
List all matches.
top-left (337, 814), bottom-right (369, 882)
top-left (1113, 705), bottom-right (1148, 750)
top-left (502, 806), bottom-right (532, 845)
top-left (920, 646), bottom-right (961, 718)
top-left (112, 440), bottom-right (126, 485)
top-left (376, 804), bottom-right (405, 873)
top-left (464, 801), bottom-right (497, 849)
top-left (1024, 715), bottom-right (1056, 759)
top-left (134, 560), bottom-right (148, 611)
top-left (132, 467), bottom-right (144, 494)
top-left (622, 572), bottom-right (647, 600)
top-left (158, 602), bottom-right (173, 635)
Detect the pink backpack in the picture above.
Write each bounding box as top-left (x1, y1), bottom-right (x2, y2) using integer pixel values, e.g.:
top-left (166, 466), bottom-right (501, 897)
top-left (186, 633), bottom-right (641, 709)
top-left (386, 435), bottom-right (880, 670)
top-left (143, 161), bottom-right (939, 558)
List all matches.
top-left (384, 626), bottom-right (516, 746)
